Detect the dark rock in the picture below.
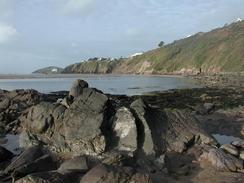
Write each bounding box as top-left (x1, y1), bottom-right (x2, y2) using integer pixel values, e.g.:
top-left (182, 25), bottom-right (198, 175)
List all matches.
top-left (23, 102), bottom-right (65, 134)
top-left (200, 148), bottom-right (243, 172)
top-left (62, 88), bottom-right (108, 155)
top-left (131, 98), bottom-right (216, 155)
top-left (161, 109), bottom-right (216, 153)
top-left (0, 146), bottom-right (13, 163)
top-left (4, 146), bottom-right (57, 177)
top-left (165, 152), bottom-right (194, 176)
top-left (69, 79), bottom-right (89, 98)
top-left (80, 164), bottom-right (152, 183)
top-left (20, 88), bottom-right (109, 156)
top-left (0, 89), bottom-right (42, 133)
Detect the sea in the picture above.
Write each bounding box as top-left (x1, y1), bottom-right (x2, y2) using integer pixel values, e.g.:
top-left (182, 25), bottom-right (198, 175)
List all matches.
top-left (0, 74), bottom-right (200, 95)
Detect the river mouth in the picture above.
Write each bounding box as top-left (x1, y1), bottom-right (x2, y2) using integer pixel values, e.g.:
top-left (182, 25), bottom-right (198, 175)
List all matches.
top-left (212, 134), bottom-right (243, 145)
top-left (0, 134), bottom-right (21, 155)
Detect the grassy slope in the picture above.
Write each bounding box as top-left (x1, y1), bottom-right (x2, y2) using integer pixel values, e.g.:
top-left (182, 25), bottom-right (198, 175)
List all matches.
top-left (62, 21), bottom-right (244, 74)
top-left (117, 21), bottom-right (244, 74)
top-left (63, 59), bottom-right (120, 74)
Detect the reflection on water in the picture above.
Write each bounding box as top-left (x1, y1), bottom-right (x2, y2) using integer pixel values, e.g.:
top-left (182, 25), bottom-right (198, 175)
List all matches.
top-left (0, 74), bottom-right (200, 95)
top-left (213, 134), bottom-right (243, 145)
top-left (0, 134), bottom-right (21, 154)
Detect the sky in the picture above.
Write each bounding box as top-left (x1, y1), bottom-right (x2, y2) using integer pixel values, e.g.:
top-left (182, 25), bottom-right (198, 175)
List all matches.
top-left (0, 0), bottom-right (244, 73)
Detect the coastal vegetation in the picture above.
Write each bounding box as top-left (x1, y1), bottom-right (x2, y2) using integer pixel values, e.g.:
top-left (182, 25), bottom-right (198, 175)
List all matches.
top-left (35, 20), bottom-right (244, 75)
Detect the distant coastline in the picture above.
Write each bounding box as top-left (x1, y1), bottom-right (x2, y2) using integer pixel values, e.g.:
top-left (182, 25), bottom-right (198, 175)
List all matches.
top-left (0, 73), bottom-right (185, 80)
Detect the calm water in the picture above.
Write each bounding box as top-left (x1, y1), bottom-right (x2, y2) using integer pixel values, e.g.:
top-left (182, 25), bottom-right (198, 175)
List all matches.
top-left (0, 74), bottom-right (200, 95)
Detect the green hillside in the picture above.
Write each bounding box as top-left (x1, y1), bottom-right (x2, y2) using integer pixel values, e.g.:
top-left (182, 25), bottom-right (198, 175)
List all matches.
top-left (61, 20), bottom-right (244, 75)
top-left (115, 20), bottom-right (244, 74)
top-left (62, 58), bottom-right (120, 74)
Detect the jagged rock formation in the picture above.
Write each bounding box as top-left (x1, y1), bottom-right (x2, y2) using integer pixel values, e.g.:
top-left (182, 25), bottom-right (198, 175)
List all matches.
top-left (19, 80), bottom-right (216, 159)
top-left (0, 89), bottom-right (67, 134)
top-left (1, 80), bottom-right (244, 182)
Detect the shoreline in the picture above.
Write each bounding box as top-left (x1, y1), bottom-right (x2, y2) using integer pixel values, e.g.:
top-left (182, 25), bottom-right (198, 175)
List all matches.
top-left (0, 71), bottom-right (243, 80)
top-left (0, 73), bottom-right (186, 80)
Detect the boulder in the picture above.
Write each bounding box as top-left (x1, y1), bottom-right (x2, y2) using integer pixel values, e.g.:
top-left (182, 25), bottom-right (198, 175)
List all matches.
top-left (220, 144), bottom-right (239, 156)
top-left (231, 140), bottom-right (244, 148)
top-left (23, 102), bottom-right (65, 134)
top-left (20, 87), bottom-right (109, 156)
top-left (15, 172), bottom-right (70, 183)
top-left (0, 89), bottom-right (42, 133)
top-left (80, 164), bottom-right (152, 183)
top-left (200, 148), bottom-right (243, 172)
top-left (240, 151), bottom-right (244, 160)
top-left (62, 88), bottom-right (108, 156)
top-left (69, 79), bottom-right (89, 98)
top-left (130, 98), bottom-right (216, 155)
top-left (58, 156), bottom-right (88, 172)
top-left (19, 131), bottom-right (39, 148)
top-left (203, 103), bottom-right (215, 113)
top-left (4, 146), bottom-right (57, 177)
top-left (111, 107), bottom-right (137, 153)
top-left (165, 152), bottom-right (193, 176)
top-left (160, 109), bottom-right (216, 153)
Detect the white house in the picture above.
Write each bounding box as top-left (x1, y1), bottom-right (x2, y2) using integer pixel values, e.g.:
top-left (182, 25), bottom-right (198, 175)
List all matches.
top-left (52, 68), bottom-right (58, 72)
top-left (129, 52), bottom-right (143, 58)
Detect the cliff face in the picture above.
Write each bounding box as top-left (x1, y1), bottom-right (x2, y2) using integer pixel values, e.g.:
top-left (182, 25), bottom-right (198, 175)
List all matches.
top-left (62, 58), bottom-right (121, 74)
top-left (115, 21), bottom-right (244, 74)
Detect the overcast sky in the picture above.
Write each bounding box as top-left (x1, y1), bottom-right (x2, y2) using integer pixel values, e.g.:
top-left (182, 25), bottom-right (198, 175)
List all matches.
top-left (0, 0), bottom-right (244, 73)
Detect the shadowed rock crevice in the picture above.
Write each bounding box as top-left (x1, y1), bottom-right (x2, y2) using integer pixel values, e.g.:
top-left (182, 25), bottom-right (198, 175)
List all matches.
top-left (100, 99), bottom-right (117, 152)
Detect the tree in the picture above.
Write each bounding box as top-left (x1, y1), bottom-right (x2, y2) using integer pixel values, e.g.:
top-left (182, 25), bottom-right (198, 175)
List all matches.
top-left (158, 41), bottom-right (165, 47)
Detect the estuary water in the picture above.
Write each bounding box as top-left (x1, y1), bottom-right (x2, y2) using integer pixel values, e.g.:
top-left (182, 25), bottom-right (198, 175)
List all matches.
top-left (0, 74), bottom-right (200, 95)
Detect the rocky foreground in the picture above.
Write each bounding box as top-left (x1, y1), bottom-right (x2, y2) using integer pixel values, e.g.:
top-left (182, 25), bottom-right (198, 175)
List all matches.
top-left (0, 80), bottom-right (244, 183)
